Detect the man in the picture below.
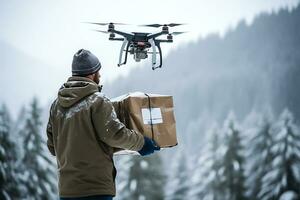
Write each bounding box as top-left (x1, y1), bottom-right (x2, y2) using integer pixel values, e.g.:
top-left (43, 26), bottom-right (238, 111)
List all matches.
top-left (46, 49), bottom-right (160, 200)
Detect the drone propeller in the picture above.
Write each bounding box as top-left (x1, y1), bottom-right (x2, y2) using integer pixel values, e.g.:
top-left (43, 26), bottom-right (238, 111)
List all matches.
top-left (83, 22), bottom-right (128, 26)
top-left (170, 31), bottom-right (187, 35)
top-left (140, 24), bottom-right (161, 28)
top-left (168, 23), bottom-right (186, 27)
top-left (92, 29), bottom-right (110, 34)
top-left (141, 23), bottom-right (186, 28)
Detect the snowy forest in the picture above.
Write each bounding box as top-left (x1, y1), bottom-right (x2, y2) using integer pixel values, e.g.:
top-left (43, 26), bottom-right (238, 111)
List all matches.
top-left (1, 101), bottom-right (300, 200)
top-left (1, 3), bottom-right (300, 200)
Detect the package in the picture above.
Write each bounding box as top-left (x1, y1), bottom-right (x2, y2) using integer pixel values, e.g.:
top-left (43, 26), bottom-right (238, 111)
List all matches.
top-left (111, 92), bottom-right (178, 150)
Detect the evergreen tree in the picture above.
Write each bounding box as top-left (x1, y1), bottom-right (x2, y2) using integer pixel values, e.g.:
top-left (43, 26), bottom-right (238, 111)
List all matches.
top-left (165, 148), bottom-right (189, 200)
top-left (0, 104), bottom-right (20, 199)
top-left (126, 154), bottom-right (166, 200)
top-left (12, 105), bottom-right (27, 159)
top-left (244, 112), bottom-right (274, 200)
top-left (259, 109), bottom-right (300, 200)
top-left (279, 191), bottom-right (298, 200)
top-left (221, 112), bottom-right (247, 200)
top-left (19, 98), bottom-right (57, 199)
top-left (191, 124), bottom-right (226, 200)
top-left (12, 105), bottom-right (31, 198)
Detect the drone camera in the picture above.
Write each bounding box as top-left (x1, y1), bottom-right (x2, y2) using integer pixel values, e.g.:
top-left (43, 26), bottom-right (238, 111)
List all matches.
top-left (134, 51), bottom-right (148, 62)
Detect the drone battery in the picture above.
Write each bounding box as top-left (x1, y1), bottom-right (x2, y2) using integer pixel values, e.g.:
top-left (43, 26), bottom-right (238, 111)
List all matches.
top-left (111, 92), bottom-right (178, 151)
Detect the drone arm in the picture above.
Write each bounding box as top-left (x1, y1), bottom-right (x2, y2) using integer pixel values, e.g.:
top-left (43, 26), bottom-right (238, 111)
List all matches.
top-left (118, 38), bottom-right (128, 66)
top-left (109, 38), bottom-right (124, 41)
top-left (148, 31), bottom-right (166, 39)
top-left (155, 39), bottom-right (173, 43)
top-left (111, 29), bottom-right (134, 39)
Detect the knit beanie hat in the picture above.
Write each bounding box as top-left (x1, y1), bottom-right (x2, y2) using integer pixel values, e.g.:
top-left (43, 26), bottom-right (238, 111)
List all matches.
top-left (72, 49), bottom-right (101, 76)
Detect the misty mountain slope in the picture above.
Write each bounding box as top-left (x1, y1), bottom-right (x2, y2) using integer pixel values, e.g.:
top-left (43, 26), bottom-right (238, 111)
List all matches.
top-left (0, 40), bottom-right (60, 115)
top-left (104, 5), bottom-right (300, 147)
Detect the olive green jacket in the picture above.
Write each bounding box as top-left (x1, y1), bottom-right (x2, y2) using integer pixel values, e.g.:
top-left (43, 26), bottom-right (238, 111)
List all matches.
top-left (46, 76), bottom-right (144, 198)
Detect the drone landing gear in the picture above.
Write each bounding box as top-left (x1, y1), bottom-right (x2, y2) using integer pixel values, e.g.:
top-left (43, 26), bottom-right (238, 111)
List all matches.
top-left (149, 39), bottom-right (163, 70)
top-left (118, 38), bottom-right (130, 67)
top-left (118, 39), bottom-right (162, 70)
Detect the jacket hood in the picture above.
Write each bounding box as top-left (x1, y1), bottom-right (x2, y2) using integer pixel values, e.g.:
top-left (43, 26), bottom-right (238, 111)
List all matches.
top-left (58, 76), bottom-right (102, 108)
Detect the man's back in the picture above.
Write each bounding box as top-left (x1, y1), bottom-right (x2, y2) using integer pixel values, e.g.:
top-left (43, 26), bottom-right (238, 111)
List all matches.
top-left (47, 76), bottom-right (144, 198)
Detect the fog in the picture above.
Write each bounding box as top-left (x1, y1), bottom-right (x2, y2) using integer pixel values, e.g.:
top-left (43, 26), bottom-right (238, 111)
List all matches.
top-left (0, 0), bottom-right (298, 117)
top-left (1, 1), bottom-right (300, 200)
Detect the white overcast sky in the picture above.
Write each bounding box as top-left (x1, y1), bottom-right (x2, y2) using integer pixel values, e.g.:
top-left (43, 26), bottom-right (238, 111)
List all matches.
top-left (0, 0), bottom-right (298, 84)
top-left (0, 0), bottom-right (299, 117)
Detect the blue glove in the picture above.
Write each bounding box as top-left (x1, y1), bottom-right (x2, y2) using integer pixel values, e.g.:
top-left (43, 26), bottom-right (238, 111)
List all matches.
top-left (138, 137), bottom-right (160, 156)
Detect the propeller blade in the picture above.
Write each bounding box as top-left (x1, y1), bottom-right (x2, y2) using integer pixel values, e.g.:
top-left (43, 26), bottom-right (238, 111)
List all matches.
top-left (167, 23), bottom-right (186, 27)
top-left (140, 24), bottom-right (163, 28)
top-left (170, 31), bottom-right (187, 35)
top-left (92, 29), bottom-right (110, 34)
top-left (83, 22), bottom-right (109, 26)
top-left (140, 23), bottom-right (186, 28)
top-left (112, 22), bottom-right (129, 25)
top-left (83, 22), bottom-right (128, 26)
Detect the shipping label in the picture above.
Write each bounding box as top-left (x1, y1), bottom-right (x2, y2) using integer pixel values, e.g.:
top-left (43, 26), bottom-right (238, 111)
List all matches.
top-left (141, 108), bottom-right (163, 124)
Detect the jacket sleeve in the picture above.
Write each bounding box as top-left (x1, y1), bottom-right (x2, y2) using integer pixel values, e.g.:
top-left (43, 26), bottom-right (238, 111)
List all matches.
top-left (46, 103), bottom-right (56, 156)
top-left (92, 96), bottom-right (144, 151)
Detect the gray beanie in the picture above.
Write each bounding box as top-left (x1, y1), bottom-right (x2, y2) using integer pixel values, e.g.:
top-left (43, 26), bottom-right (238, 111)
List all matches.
top-left (72, 49), bottom-right (101, 76)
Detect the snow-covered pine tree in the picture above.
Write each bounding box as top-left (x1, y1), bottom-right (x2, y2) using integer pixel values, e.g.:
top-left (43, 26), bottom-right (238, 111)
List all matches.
top-left (279, 191), bottom-right (299, 200)
top-left (258, 109), bottom-right (300, 200)
top-left (221, 112), bottom-right (247, 200)
top-left (165, 148), bottom-right (189, 200)
top-left (126, 154), bottom-right (166, 200)
top-left (13, 105), bottom-right (27, 159)
top-left (0, 104), bottom-right (21, 199)
top-left (19, 98), bottom-right (57, 200)
top-left (244, 111), bottom-right (274, 200)
top-left (10, 105), bottom-right (32, 198)
top-left (190, 124), bottom-right (226, 200)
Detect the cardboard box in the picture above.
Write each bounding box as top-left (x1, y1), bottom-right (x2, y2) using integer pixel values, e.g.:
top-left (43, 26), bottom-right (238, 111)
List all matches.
top-left (111, 92), bottom-right (178, 149)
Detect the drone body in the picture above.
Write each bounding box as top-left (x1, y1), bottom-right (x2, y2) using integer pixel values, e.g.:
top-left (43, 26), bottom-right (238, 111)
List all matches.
top-left (87, 22), bottom-right (185, 70)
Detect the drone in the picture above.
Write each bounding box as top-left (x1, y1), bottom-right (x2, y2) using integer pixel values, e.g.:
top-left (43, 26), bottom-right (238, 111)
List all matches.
top-left (86, 22), bottom-right (186, 70)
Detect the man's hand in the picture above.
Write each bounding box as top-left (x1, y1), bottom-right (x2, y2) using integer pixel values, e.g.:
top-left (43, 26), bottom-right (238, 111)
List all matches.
top-left (138, 137), bottom-right (160, 156)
